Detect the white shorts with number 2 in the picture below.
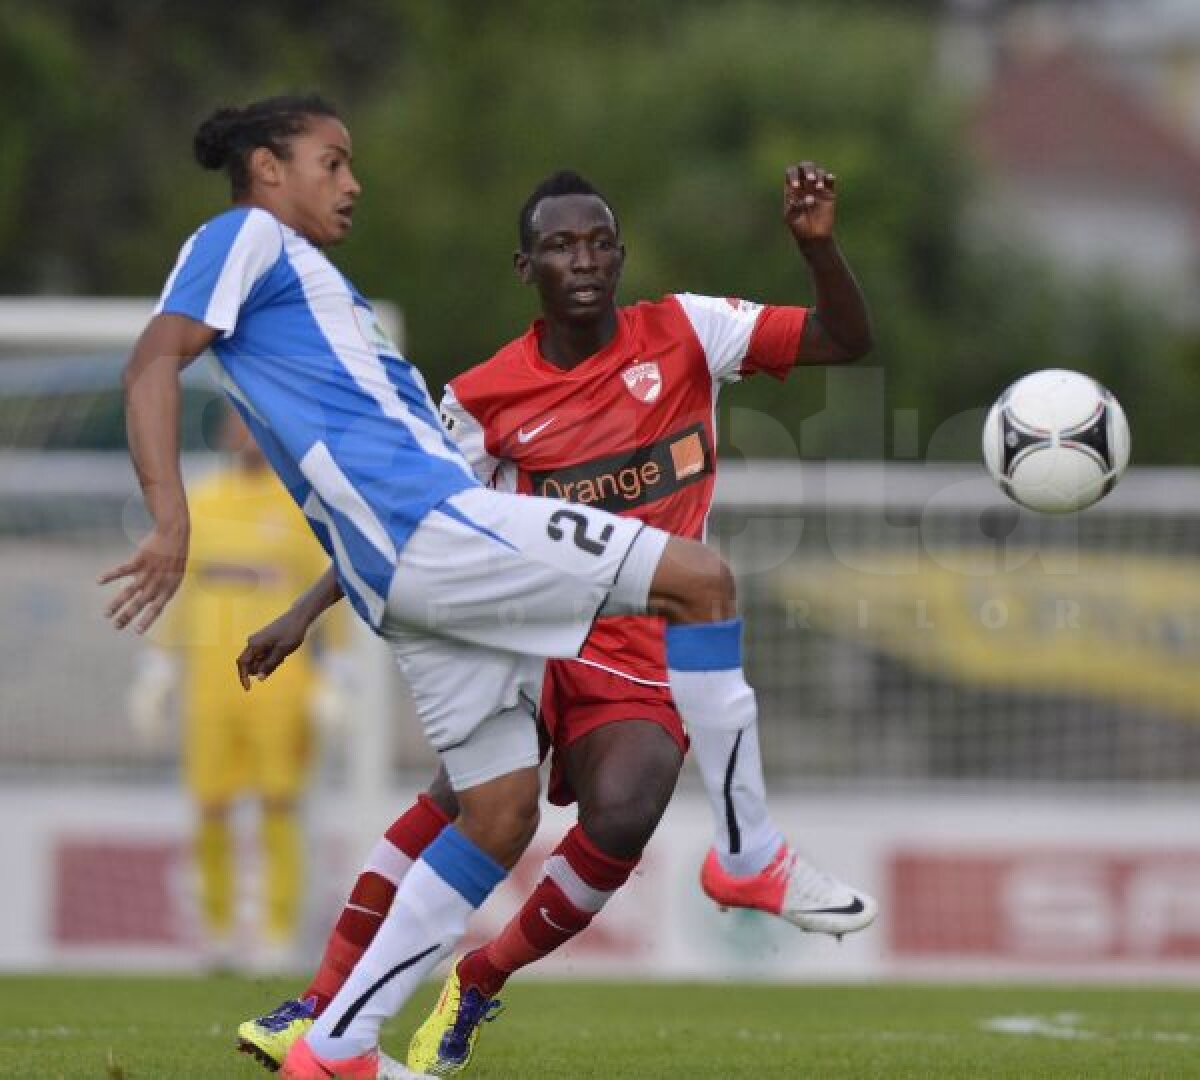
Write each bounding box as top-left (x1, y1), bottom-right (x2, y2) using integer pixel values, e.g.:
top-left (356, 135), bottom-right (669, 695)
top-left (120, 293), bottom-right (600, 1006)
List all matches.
top-left (380, 486), bottom-right (668, 789)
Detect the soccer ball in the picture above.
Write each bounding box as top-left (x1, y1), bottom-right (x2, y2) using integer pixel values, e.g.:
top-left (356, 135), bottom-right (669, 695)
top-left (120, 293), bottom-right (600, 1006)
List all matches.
top-left (982, 368), bottom-right (1131, 513)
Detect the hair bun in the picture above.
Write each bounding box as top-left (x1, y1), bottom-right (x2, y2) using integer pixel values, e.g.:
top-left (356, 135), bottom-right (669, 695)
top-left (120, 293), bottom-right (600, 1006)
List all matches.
top-left (193, 106), bottom-right (242, 170)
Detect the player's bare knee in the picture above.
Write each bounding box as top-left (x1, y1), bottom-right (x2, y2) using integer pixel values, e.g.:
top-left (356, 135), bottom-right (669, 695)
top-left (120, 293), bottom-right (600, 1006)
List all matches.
top-left (678, 549), bottom-right (736, 623)
top-left (492, 798), bottom-right (540, 859)
top-left (711, 556), bottom-right (737, 618)
top-left (583, 792), bottom-right (661, 859)
top-left (581, 769), bottom-right (676, 858)
top-left (456, 771), bottom-right (541, 868)
top-left (464, 791), bottom-right (539, 835)
top-left (650, 539), bottom-right (737, 624)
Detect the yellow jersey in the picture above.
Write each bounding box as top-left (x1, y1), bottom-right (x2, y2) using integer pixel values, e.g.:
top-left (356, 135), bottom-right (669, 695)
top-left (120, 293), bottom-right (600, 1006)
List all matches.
top-left (160, 463), bottom-right (333, 671)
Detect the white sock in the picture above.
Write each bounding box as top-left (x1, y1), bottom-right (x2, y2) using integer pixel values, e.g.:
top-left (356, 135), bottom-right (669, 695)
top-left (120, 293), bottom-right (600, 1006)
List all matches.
top-left (687, 715), bottom-right (783, 875)
top-left (307, 827), bottom-right (504, 1059)
top-left (666, 619), bottom-right (783, 877)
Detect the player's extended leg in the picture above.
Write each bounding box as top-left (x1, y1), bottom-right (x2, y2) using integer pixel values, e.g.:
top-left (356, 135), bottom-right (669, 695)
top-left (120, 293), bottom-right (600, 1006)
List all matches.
top-left (283, 769), bottom-right (532, 1078)
top-left (648, 538), bottom-right (878, 936)
top-left (238, 779), bottom-right (458, 1070)
top-left (308, 780), bottom-right (458, 1010)
top-left (408, 720), bottom-right (683, 1075)
top-left (280, 630), bottom-right (546, 1080)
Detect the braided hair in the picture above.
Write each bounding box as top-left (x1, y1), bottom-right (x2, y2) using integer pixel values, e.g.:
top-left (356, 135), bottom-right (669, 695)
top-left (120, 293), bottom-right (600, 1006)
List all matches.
top-left (193, 94), bottom-right (340, 196)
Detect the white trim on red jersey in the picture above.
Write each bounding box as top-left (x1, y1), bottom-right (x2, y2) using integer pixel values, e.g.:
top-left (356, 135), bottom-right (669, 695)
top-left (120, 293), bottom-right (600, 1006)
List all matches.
top-left (439, 384), bottom-right (500, 486)
top-left (674, 292), bottom-right (766, 385)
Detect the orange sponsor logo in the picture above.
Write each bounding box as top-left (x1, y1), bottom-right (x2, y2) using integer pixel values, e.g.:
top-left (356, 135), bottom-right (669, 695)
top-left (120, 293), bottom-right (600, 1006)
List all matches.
top-left (670, 432), bottom-right (705, 480)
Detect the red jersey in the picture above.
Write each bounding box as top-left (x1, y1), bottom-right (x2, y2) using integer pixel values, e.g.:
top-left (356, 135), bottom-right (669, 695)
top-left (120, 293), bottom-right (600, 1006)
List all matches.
top-left (442, 293), bottom-right (806, 685)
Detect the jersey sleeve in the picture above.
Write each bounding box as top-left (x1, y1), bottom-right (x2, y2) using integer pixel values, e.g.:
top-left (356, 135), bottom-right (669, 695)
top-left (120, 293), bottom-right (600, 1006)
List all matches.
top-left (155, 208), bottom-right (284, 337)
top-left (439, 384), bottom-right (502, 486)
top-left (674, 293), bottom-right (808, 384)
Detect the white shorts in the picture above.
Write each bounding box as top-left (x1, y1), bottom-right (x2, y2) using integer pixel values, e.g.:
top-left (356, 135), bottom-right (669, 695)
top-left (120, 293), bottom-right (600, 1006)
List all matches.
top-left (381, 487), bottom-right (669, 789)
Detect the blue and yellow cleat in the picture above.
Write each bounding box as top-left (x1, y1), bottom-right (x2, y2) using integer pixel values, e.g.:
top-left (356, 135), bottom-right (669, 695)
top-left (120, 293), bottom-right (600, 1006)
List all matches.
top-left (237, 996), bottom-right (317, 1072)
top-left (406, 962), bottom-right (503, 1076)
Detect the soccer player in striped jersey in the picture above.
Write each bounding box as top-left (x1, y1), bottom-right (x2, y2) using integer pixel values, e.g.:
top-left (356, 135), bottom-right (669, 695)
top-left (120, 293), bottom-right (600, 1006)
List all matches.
top-left (234, 166), bottom-right (876, 1074)
top-left (100, 95), bottom-right (835, 1080)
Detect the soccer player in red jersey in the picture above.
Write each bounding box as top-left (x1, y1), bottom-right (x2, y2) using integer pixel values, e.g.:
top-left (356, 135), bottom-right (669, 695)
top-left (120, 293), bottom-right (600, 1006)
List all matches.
top-left (238, 162), bottom-right (874, 1075)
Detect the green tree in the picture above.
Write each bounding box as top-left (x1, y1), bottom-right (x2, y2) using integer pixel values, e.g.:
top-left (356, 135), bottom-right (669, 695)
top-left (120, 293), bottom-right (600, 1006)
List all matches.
top-left (1, 1), bottom-right (1194, 462)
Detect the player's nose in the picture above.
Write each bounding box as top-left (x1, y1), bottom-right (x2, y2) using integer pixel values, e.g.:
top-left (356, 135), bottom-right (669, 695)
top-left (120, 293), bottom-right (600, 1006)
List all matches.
top-left (570, 241), bottom-right (596, 270)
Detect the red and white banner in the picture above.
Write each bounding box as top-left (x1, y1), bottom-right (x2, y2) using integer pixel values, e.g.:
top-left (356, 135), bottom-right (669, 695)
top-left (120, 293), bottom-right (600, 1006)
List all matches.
top-left (5, 786), bottom-right (1200, 981)
top-left (890, 849), bottom-right (1200, 967)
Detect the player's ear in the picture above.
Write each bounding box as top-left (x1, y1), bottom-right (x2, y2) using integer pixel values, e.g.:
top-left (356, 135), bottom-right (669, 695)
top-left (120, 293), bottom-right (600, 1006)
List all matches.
top-left (248, 146), bottom-right (282, 188)
top-left (514, 250), bottom-right (534, 284)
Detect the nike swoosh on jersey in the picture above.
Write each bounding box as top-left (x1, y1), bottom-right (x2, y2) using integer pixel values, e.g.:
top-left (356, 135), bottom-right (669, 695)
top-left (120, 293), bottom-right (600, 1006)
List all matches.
top-left (517, 418), bottom-right (556, 443)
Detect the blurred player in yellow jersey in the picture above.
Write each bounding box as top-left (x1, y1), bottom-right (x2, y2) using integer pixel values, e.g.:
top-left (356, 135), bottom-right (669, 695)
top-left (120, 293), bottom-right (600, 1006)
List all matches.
top-left (129, 409), bottom-right (342, 970)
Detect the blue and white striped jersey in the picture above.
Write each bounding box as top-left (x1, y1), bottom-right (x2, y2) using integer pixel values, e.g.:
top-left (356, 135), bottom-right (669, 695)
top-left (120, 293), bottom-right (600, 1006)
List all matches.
top-left (156, 206), bottom-right (478, 627)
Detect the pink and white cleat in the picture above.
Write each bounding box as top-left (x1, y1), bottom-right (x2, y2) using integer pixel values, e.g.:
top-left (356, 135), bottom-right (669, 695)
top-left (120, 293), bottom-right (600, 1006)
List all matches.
top-left (281, 1037), bottom-right (432, 1079)
top-left (700, 843), bottom-right (878, 938)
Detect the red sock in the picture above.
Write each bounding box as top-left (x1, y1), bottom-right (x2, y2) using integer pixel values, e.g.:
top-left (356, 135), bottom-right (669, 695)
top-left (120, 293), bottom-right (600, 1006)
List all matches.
top-left (303, 794), bottom-right (451, 1012)
top-left (458, 824), bottom-right (638, 998)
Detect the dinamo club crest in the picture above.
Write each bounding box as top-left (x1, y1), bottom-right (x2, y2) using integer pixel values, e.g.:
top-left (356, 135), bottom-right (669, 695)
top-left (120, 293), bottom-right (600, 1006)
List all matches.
top-left (621, 361), bottom-right (662, 403)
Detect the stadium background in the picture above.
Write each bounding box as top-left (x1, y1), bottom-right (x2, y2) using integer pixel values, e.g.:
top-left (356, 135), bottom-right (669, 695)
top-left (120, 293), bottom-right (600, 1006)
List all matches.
top-left (3, 0), bottom-right (1200, 987)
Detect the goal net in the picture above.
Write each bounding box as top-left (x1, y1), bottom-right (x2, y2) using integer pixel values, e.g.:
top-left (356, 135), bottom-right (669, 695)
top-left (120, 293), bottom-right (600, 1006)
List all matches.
top-left (3, 299), bottom-right (1198, 795)
top-left (710, 460), bottom-right (1200, 791)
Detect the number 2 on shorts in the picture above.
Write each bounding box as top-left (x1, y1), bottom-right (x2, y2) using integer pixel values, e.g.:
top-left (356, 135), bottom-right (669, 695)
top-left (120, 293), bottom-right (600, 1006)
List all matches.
top-left (546, 508), bottom-right (614, 556)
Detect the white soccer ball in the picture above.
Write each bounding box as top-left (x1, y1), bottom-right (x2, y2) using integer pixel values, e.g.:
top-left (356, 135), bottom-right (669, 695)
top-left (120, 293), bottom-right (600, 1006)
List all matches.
top-left (982, 368), bottom-right (1131, 513)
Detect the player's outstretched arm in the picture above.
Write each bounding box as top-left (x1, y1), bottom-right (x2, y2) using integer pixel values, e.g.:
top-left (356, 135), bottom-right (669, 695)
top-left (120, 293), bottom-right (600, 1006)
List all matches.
top-left (99, 314), bottom-right (216, 633)
top-left (784, 162), bottom-right (873, 365)
top-left (237, 564), bottom-right (344, 688)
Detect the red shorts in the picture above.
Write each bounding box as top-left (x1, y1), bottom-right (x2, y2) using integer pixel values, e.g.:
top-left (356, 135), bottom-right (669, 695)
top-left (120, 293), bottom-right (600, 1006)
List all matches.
top-left (539, 659), bottom-right (688, 806)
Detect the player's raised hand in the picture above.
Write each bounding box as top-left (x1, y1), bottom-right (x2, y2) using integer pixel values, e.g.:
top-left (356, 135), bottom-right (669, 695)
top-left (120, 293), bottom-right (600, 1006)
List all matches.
top-left (237, 607), bottom-right (310, 689)
top-left (99, 523), bottom-right (189, 634)
top-left (784, 162), bottom-right (837, 245)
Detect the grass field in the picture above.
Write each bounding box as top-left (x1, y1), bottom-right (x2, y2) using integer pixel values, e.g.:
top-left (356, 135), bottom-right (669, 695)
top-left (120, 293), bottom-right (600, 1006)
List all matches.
top-left (2, 976), bottom-right (1198, 1078)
